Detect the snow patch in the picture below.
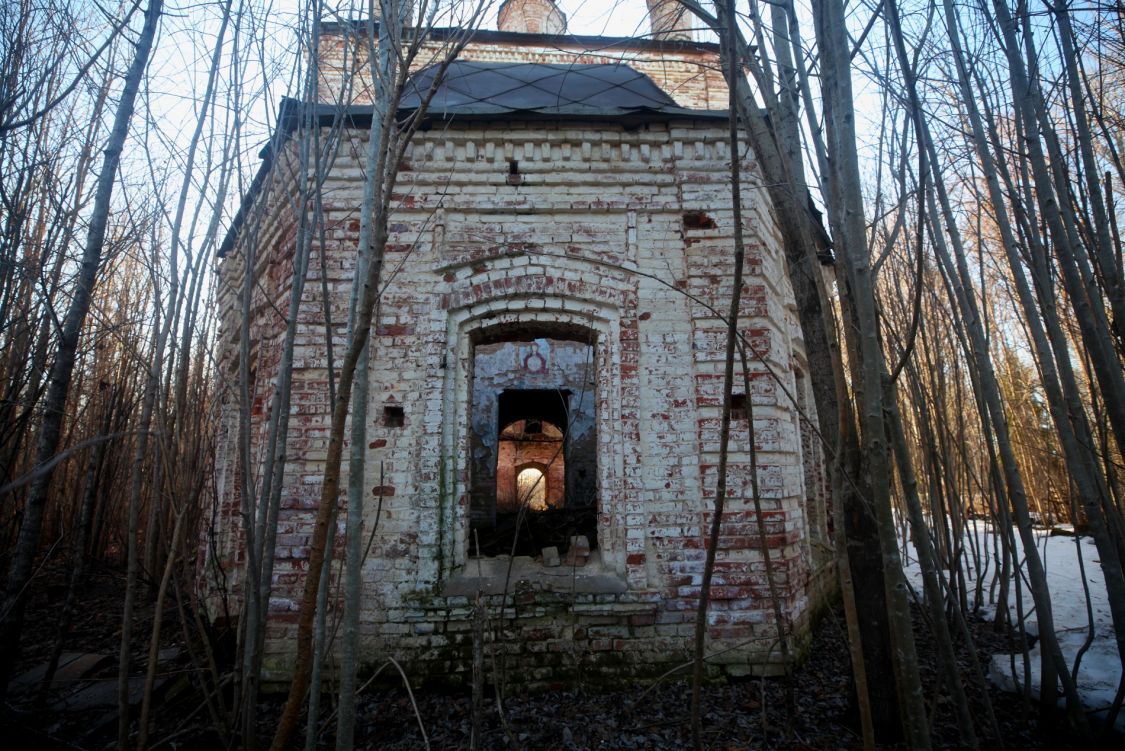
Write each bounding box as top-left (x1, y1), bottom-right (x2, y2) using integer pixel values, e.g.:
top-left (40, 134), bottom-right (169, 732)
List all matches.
top-left (900, 521), bottom-right (1122, 729)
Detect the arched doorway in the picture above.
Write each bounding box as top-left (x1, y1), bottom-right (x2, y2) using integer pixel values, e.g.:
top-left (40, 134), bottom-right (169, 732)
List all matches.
top-left (468, 332), bottom-right (597, 558)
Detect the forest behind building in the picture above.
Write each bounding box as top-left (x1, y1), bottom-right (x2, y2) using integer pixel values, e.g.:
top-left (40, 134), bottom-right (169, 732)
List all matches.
top-left (1, 0), bottom-right (1124, 749)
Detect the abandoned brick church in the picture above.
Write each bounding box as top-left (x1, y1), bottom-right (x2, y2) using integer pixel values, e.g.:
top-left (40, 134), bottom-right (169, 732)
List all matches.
top-left (206, 0), bottom-right (834, 685)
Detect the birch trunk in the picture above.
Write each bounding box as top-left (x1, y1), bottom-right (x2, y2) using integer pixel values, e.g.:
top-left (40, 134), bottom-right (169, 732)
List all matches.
top-left (676, 1), bottom-right (896, 736)
top-left (690, 6), bottom-right (748, 747)
top-left (1051, 0), bottom-right (1125, 347)
top-left (242, 6), bottom-right (327, 733)
top-left (270, 7), bottom-right (490, 746)
top-left (938, 0), bottom-right (1090, 732)
top-left (337, 4), bottom-right (398, 747)
top-left (993, 0), bottom-right (1125, 457)
top-left (977, 75), bottom-right (1125, 708)
top-left (812, 0), bottom-right (931, 744)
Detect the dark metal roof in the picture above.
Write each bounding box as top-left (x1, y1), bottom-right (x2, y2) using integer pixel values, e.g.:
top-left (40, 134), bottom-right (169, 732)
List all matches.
top-left (400, 61), bottom-right (684, 117)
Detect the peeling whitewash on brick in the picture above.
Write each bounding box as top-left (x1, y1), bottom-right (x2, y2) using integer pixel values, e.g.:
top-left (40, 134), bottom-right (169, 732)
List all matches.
top-left (202, 25), bottom-right (835, 689)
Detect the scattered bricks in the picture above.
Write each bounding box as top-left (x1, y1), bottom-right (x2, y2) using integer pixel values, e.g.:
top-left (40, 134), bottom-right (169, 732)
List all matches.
top-left (542, 546), bottom-right (561, 567)
top-left (561, 535), bottom-right (591, 567)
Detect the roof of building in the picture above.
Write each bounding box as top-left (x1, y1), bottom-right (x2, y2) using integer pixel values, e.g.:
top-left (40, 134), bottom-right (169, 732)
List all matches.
top-left (282, 61), bottom-right (727, 128)
top-left (218, 62), bottom-right (728, 258)
top-left (401, 61), bottom-right (687, 117)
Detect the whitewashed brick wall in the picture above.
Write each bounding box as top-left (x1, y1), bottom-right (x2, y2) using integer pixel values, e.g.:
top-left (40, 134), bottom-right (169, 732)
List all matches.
top-left (203, 28), bottom-right (834, 688)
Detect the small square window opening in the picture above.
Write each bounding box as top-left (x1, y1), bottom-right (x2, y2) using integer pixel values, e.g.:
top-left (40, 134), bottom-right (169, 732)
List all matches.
top-left (730, 393), bottom-right (748, 420)
top-left (383, 405), bottom-right (405, 428)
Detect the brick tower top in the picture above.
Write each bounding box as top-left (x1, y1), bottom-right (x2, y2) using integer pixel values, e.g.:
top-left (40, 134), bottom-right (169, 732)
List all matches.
top-left (497, 0), bottom-right (567, 34)
top-left (646, 0), bottom-right (694, 41)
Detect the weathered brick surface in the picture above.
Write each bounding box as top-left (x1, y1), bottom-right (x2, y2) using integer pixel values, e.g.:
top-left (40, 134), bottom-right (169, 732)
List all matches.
top-left (203, 24), bottom-right (834, 688)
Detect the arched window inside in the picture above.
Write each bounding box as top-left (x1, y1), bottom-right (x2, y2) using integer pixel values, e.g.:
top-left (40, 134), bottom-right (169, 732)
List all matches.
top-left (516, 465), bottom-right (547, 511)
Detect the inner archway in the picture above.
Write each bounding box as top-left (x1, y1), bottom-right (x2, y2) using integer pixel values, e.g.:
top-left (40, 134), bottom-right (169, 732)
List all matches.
top-left (517, 466), bottom-right (547, 510)
top-left (497, 418), bottom-right (565, 512)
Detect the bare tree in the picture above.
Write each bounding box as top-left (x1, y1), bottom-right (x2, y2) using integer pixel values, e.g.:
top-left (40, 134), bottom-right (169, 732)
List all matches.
top-left (0, 0), bottom-right (164, 704)
top-left (269, 3), bottom-right (492, 747)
